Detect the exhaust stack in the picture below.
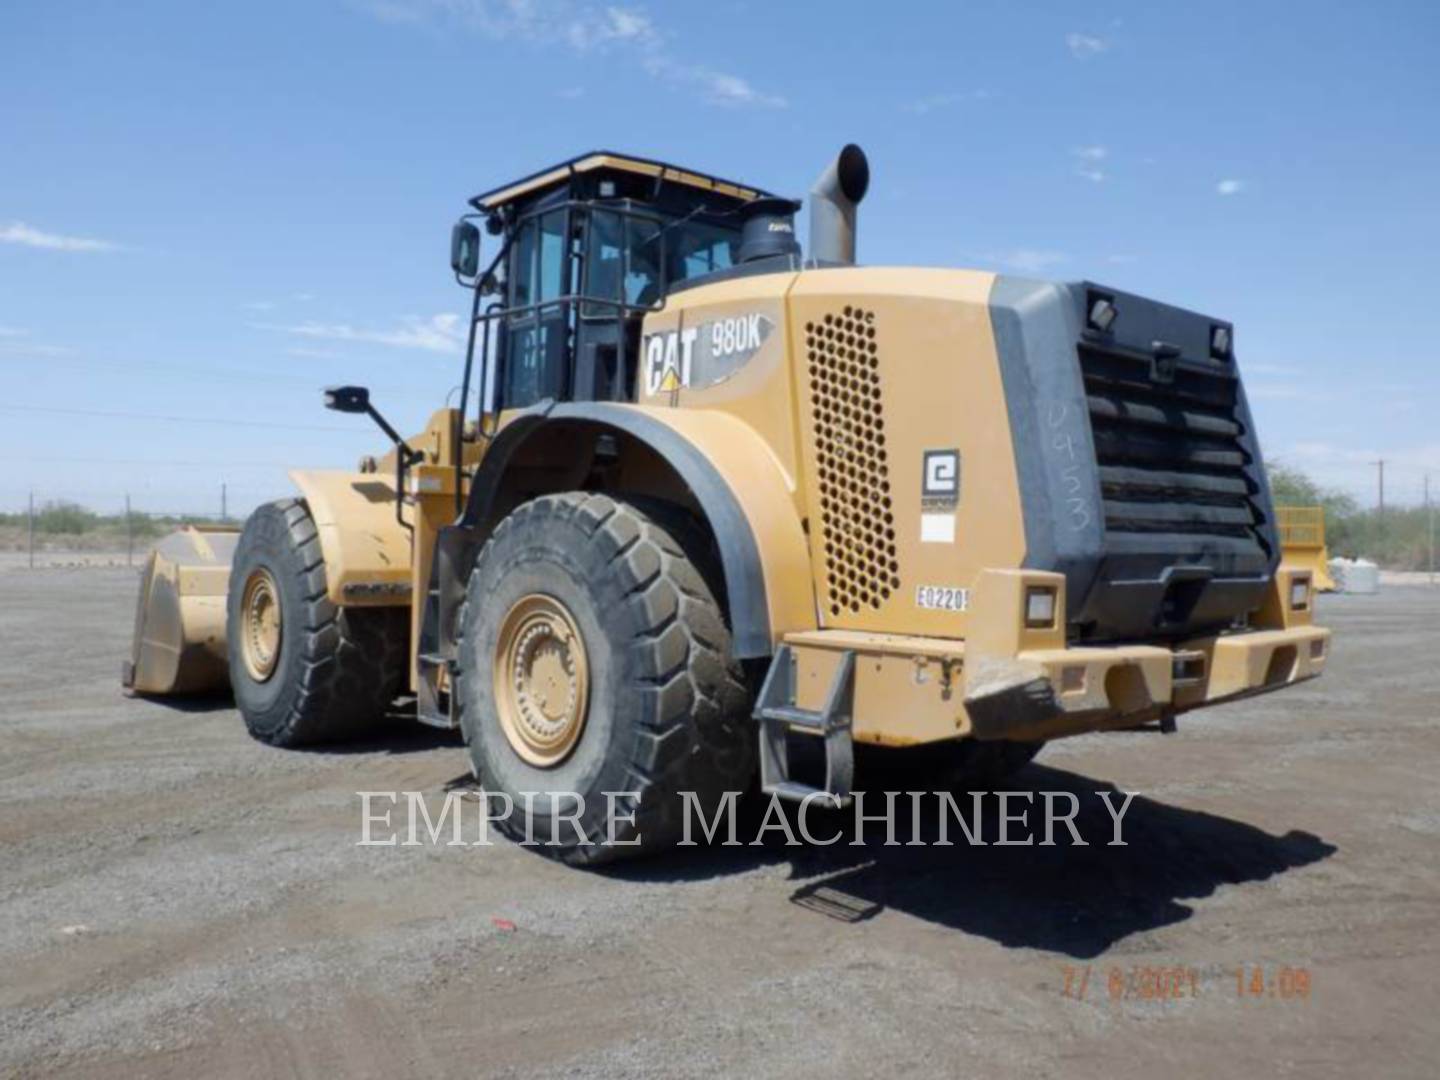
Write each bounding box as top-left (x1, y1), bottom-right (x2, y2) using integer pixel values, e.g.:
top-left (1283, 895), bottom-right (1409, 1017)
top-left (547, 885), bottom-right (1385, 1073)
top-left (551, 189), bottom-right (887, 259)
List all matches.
top-left (808, 144), bottom-right (870, 265)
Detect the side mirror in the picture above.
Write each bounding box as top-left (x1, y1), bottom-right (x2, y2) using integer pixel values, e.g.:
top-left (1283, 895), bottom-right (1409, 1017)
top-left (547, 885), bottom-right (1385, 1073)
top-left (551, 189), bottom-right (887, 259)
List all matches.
top-left (450, 220), bottom-right (481, 277)
top-left (323, 385), bottom-right (370, 414)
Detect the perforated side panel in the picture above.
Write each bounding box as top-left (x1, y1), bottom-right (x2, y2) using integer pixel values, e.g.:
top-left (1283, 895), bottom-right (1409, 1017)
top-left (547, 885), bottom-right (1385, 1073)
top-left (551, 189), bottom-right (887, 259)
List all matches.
top-left (804, 306), bottom-right (899, 616)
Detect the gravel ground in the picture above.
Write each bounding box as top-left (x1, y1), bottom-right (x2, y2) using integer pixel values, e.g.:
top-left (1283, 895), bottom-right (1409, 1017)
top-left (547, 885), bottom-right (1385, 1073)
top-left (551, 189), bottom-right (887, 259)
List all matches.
top-left (1, 566), bottom-right (1436, 1077)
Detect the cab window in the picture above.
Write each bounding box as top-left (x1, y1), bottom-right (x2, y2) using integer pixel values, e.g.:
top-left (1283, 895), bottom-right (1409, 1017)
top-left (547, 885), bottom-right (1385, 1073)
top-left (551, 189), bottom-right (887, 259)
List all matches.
top-left (503, 210), bottom-right (569, 407)
top-left (673, 222), bottom-right (738, 280)
top-left (582, 210), bottom-right (664, 317)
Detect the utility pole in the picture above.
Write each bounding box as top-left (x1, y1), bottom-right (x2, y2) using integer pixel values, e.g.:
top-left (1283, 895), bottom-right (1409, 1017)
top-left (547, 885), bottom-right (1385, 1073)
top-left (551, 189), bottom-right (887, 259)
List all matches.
top-left (27, 490), bottom-right (34, 570)
top-left (1427, 473), bottom-right (1435, 586)
top-left (1374, 459), bottom-right (1386, 517)
top-left (125, 493), bottom-right (133, 568)
top-left (221, 482), bottom-right (227, 522)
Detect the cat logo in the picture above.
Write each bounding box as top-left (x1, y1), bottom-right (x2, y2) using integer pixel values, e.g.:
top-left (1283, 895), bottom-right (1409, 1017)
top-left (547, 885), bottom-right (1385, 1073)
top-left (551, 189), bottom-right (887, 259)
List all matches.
top-left (644, 327), bottom-right (700, 395)
top-left (643, 313), bottom-right (773, 396)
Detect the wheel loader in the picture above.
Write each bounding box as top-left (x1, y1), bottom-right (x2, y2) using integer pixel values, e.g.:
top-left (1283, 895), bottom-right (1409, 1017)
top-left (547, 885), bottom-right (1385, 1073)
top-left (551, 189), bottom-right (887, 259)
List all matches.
top-left (125, 145), bottom-right (1330, 863)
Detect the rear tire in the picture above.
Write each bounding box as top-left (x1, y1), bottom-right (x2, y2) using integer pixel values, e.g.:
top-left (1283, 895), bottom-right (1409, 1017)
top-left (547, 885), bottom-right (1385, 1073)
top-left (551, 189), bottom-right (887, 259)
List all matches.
top-left (227, 499), bottom-right (408, 747)
top-left (454, 492), bottom-right (755, 865)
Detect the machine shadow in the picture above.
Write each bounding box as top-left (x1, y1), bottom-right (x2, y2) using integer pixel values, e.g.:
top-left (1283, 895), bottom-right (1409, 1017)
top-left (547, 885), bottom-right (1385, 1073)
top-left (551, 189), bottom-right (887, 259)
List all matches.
top-left (317, 700), bottom-right (465, 755)
top-left (138, 692), bottom-right (464, 754)
top-left (327, 721), bottom-right (465, 755)
top-left (130, 689), bottom-right (235, 714)
top-left (610, 763), bottom-right (1336, 959)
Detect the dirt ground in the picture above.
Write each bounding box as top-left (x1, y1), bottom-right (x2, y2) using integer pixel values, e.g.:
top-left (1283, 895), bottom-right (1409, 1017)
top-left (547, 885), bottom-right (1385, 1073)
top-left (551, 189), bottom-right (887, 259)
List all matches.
top-left (1, 566), bottom-right (1436, 1078)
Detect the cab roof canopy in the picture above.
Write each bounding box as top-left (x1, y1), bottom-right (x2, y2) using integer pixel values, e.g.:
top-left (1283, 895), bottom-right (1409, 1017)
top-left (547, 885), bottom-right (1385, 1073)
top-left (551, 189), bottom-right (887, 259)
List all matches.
top-left (469, 151), bottom-right (776, 212)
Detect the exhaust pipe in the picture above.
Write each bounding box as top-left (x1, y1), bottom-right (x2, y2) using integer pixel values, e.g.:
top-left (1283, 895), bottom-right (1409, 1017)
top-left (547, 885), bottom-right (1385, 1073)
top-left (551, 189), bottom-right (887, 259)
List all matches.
top-left (808, 144), bottom-right (870, 265)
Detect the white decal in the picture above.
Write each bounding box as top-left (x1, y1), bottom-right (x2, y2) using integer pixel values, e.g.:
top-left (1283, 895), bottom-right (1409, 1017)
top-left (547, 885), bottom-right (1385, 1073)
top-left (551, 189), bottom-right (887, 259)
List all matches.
top-left (915, 585), bottom-right (969, 612)
top-left (645, 327), bottom-right (699, 394)
top-left (644, 335), bottom-right (667, 394)
top-left (643, 312), bottom-right (773, 396)
top-left (710, 314), bottom-right (764, 359)
top-left (920, 513), bottom-right (955, 544)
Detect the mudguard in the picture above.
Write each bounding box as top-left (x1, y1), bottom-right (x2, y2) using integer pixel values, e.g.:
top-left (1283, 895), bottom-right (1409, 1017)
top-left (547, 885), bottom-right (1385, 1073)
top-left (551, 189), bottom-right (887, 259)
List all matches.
top-left (287, 470), bottom-right (412, 606)
top-left (447, 402), bottom-right (814, 659)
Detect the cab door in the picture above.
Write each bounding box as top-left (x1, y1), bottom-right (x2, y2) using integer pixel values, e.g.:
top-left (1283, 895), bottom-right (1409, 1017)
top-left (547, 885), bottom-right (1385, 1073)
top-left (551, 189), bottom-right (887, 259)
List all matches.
top-left (500, 209), bottom-right (570, 408)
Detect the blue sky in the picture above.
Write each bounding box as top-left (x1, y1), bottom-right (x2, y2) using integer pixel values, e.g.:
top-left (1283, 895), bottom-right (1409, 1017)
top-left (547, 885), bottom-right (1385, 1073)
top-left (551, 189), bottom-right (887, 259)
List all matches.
top-left (2, 0), bottom-right (1437, 515)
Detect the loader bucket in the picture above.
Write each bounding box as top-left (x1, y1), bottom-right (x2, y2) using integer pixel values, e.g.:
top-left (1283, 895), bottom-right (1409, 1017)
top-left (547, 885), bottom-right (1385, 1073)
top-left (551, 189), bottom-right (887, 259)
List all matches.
top-left (123, 526), bottom-right (240, 695)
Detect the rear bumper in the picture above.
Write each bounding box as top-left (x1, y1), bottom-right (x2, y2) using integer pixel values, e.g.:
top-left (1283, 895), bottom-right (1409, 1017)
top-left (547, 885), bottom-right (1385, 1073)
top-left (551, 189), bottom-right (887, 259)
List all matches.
top-left (965, 623), bottom-right (1329, 741)
top-left (782, 567), bottom-right (1328, 747)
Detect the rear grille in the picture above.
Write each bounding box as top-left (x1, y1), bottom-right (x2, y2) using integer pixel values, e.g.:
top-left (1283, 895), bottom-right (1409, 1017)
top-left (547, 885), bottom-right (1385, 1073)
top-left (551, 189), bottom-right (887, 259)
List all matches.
top-left (1078, 343), bottom-right (1271, 558)
top-left (805, 306), bottom-right (899, 617)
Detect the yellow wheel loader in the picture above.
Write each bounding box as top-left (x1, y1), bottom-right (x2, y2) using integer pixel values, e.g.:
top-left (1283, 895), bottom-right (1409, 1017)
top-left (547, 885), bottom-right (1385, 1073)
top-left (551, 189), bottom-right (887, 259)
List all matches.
top-left (126, 145), bottom-right (1330, 863)
top-left (1275, 505), bottom-right (1338, 592)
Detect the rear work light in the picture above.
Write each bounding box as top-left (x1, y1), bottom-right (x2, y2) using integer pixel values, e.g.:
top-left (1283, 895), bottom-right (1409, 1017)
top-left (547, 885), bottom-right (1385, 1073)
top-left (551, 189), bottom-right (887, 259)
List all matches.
top-left (1087, 294), bottom-right (1117, 333)
top-left (1210, 323), bottom-right (1233, 360)
top-left (1290, 576), bottom-right (1312, 611)
top-left (1025, 586), bottom-right (1057, 628)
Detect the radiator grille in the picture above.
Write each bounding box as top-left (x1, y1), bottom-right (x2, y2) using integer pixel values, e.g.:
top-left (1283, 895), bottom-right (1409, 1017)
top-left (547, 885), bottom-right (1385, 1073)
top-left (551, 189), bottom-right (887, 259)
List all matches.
top-left (1078, 343), bottom-right (1270, 559)
top-left (805, 307), bottom-right (899, 616)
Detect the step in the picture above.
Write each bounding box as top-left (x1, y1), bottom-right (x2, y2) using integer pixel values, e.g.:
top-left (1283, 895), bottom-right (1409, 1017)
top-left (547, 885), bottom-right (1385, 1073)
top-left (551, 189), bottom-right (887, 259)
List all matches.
top-left (768, 780), bottom-right (849, 807)
top-left (754, 645), bottom-right (856, 806)
top-left (757, 703), bottom-right (830, 733)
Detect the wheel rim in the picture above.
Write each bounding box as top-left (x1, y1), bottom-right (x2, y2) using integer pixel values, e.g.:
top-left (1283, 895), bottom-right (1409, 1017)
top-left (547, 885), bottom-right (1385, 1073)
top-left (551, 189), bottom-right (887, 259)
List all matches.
top-left (239, 568), bottom-right (283, 682)
top-left (493, 593), bottom-right (591, 768)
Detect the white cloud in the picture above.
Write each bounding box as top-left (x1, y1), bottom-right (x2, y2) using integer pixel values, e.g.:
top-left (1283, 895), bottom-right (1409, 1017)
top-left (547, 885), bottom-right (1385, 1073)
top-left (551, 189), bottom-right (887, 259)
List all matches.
top-left (1265, 440), bottom-right (1440, 504)
top-left (256, 314), bottom-right (463, 354)
top-left (595, 6), bottom-right (655, 44)
top-left (1071, 145), bottom-right (1108, 182)
top-left (0, 324), bottom-right (27, 337)
top-left (695, 70), bottom-right (786, 109)
top-left (0, 338), bottom-right (73, 357)
top-left (1066, 32), bottom-right (1108, 58)
top-left (1217, 178), bottom-right (1245, 196)
top-left (988, 249), bottom-right (1068, 274)
top-left (902, 89), bottom-right (991, 115)
top-left (372, 2), bottom-right (783, 108)
top-left (242, 300), bottom-right (278, 312)
top-left (0, 221), bottom-right (118, 253)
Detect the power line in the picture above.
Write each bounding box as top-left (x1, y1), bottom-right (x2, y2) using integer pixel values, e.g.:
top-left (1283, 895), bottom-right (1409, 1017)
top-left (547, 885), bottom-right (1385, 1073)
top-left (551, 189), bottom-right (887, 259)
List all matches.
top-left (16, 351), bottom-right (450, 398)
top-left (0, 404), bottom-right (354, 432)
top-left (11, 455), bottom-right (310, 468)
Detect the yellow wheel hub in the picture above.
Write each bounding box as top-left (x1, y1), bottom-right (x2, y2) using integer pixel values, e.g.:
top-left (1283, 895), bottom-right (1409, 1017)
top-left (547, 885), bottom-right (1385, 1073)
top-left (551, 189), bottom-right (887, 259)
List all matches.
top-left (239, 568), bottom-right (282, 682)
top-left (494, 594), bottom-right (590, 768)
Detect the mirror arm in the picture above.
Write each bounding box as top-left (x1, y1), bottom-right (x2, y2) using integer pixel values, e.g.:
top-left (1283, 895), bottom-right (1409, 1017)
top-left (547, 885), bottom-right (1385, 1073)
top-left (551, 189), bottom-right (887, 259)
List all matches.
top-left (362, 402), bottom-right (410, 453)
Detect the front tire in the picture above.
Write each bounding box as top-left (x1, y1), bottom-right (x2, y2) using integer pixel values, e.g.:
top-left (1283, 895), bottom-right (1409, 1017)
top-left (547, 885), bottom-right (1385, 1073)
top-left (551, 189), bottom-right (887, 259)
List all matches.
top-left (454, 492), bottom-right (755, 865)
top-left (227, 499), bottom-right (408, 747)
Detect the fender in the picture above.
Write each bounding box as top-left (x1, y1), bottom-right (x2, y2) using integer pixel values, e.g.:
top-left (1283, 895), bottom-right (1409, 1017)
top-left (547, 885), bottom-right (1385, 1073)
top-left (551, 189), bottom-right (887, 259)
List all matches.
top-left (449, 402), bottom-right (814, 658)
top-left (288, 470), bottom-right (412, 606)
